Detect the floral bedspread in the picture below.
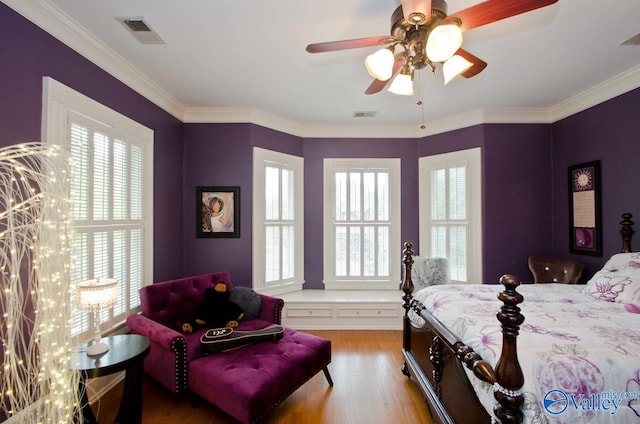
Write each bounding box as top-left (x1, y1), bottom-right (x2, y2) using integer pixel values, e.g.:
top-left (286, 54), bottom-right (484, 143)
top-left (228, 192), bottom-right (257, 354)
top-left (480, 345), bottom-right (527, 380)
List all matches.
top-left (411, 283), bottom-right (640, 423)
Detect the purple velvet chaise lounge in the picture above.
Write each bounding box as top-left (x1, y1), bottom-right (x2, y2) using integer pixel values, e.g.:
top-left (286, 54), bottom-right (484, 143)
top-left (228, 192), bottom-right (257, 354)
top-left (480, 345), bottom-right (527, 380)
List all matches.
top-left (126, 271), bottom-right (332, 423)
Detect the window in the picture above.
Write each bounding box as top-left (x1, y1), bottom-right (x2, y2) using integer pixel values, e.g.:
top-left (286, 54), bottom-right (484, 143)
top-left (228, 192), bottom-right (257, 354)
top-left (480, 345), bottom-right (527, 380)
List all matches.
top-left (323, 158), bottom-right (401, 290)
top-left (42, 77), bottom-right (153, 341)
top-left (252, 148), bottom-right (303, 294)
top-left (419, 148), bottom-right (482, 283)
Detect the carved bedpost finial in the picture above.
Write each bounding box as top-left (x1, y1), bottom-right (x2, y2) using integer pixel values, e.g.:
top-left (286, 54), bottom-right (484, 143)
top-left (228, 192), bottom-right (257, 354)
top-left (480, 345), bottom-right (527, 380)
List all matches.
top-left (620, 213), bottom-right (634, 253)
top-left (493, 274), bottom-right (525, 424)
top-left (401, 242), bottom-right (415, 315)
top-left (401, 242), bottom-right (415, 353)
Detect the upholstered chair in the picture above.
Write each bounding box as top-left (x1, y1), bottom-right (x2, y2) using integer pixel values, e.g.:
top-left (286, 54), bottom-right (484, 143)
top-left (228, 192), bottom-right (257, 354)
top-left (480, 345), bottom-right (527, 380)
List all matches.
top-left (528, 256), bottom-right (585, 284)
top-left (126, 271), bottom-right (284, 393)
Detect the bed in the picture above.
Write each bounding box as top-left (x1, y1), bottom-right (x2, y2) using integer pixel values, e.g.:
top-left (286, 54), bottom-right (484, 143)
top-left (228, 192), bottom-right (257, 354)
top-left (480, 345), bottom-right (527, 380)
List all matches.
top-left (401, 213), bottom-right (640, 424)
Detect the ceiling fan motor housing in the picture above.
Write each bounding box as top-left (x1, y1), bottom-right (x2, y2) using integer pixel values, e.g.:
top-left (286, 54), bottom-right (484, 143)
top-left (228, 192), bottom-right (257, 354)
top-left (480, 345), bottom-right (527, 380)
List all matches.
top-left (391, 0), bottom-right (449, 71)
top-left (391, 0), bottom-right (449, 39)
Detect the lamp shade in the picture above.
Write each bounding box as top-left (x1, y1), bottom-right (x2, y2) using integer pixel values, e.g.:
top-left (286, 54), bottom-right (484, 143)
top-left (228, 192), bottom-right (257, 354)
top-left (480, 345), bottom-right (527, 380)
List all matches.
top-left (388, 72), bottom-right (414, 96)
top-left (78, 278), bottom-right (118, 309)
top-left (426, 23), bottom-right (463, 63)
top-left (365, 47), bottom-right (395, 81)
top-left (443, 55), bottom-right (473, 84)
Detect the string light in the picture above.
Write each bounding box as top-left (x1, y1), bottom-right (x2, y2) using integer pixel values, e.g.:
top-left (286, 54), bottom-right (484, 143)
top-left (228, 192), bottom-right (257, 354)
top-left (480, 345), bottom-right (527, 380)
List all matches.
top-left (0, 142), bottom-right (81, 422)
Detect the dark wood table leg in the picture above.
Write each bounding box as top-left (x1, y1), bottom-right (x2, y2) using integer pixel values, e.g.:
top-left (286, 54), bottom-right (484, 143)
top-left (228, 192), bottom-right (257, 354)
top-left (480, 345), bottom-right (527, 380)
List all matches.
top-left (114, 358), bottom-right (145, 424)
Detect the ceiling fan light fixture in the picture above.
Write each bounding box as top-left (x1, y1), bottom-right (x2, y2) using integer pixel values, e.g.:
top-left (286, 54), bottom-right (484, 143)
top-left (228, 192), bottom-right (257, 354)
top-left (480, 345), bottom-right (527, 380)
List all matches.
top-left (426, 22), bottom-right (463, 62)
top-left (388, 70), bottom-right (414, 96)
top-left (365, 47), bottom-right (395, 81)
top-left (408, 12), bottom-right (427, 26)
top-left (443, 55), bottom-right (473, 84)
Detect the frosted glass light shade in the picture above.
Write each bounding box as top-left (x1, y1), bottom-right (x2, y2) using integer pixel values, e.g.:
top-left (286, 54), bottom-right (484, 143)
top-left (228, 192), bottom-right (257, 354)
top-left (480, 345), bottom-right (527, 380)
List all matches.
top-left (388, 72), bottom-right (414, 96)
top-left (78, 278), bottom-right (118, 356)
top-left (426, 24), bottom-right (463, 62)
top-left (78, 278), bottom-right (118, 309)
top-left (443, 55), bottom-right (473, 84)
top-left (365, 48), bottom-right (395, 81)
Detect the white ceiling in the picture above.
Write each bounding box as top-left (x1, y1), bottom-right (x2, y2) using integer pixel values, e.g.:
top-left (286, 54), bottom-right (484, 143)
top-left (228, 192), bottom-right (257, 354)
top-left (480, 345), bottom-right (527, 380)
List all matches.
top-left (8, 0), bottom-right (640, 137)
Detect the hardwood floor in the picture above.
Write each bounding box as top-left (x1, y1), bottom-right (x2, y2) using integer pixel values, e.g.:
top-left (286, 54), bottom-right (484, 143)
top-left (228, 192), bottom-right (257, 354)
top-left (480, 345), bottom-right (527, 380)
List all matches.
top-left (90, 330), bottom-right (433, 423)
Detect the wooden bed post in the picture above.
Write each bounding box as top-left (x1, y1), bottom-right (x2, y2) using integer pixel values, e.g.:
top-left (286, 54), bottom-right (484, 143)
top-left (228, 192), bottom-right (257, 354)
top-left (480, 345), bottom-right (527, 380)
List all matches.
top-left (493, 274), bottom-right (525, 424)
top-left (620, 213), bottom-right (634, 253)
top-left (401, 242), bottom-right (415, 355)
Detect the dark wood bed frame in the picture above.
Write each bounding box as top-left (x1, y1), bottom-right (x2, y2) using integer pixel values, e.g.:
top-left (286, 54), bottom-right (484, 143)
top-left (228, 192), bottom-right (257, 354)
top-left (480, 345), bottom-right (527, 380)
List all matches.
top-left (401, 213), bottom-right (635, 424)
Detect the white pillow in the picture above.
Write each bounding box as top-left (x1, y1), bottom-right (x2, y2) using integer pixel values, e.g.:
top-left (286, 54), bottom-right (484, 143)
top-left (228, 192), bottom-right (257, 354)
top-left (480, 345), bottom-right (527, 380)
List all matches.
top-left (582, 252), bottom-right (640, 305)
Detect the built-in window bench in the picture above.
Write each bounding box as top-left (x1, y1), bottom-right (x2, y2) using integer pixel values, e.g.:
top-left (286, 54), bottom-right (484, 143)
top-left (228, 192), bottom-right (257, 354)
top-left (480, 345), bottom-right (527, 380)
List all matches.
top-left (278, 290), bottom-right (404, 330)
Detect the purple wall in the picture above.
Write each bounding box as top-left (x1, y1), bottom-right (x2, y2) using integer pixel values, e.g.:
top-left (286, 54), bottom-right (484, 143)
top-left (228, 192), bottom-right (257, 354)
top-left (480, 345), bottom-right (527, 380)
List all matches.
top-left (4, 0), bottom-right (640, 291)
top-left (419, 124), bottom-right (553, 283)
top-left (0, 3), bottom-right (184, 281)
top-left (181, 123), bottom-right (303, 286)
top-left (482, 124), bottom-right (553, 282)
top-left (552, 87), bottom-right (640, 279)
top-left (187, 110), bottom-right (640, 287)
top-left (302, 137), bottom-right (419, 289)
top-left (181, 127), bottom-right (418, 289)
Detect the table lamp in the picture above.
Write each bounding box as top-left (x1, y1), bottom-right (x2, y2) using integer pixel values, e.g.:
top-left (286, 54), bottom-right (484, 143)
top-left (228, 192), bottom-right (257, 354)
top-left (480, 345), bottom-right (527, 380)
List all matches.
top-left (78, 277), bottom-right (118, 356)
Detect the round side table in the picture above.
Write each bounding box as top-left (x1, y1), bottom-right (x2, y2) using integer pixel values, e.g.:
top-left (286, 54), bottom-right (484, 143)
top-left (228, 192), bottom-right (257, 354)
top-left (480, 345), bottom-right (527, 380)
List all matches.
top-left (70, 334), bottom-right (150, 424)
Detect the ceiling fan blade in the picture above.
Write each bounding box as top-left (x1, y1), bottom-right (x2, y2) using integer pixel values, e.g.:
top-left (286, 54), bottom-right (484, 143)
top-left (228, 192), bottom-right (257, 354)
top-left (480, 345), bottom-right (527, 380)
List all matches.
top-left (364, 78), bottom-right (390, 95)
top-left (450, 0), bottom-right (558, 32)
top-left (455, 48), bottom-right (487, 78)
top-left (365, 54), bottom-right (406, 95)
top-left (306, 36), bottom-right (395, 53)
top-left (401, 0), bottom-right (432, 25)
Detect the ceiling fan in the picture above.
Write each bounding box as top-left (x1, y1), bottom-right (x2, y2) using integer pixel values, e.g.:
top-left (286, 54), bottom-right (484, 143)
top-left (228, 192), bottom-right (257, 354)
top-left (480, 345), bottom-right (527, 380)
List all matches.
top-left (306, 0), bottom-right (559, 96)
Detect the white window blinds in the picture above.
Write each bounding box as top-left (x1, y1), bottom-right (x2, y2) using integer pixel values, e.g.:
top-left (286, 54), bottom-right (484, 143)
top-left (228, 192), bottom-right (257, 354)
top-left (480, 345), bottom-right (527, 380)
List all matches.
top-left (333, 170), bottom-right (390, 278)
top-left (419, 148), bottom-right (482, 283)
top-left (42, 77), bottom-right (153, 342)
top-left (252, 148), bottom-right (304, 294)
top-left (264, 165), bottom-right (295, 283)
top-left (68, 111), bottom-right (147, 338)
top-left (429, 165), bottom-right (468, 281)
top-left (323, 158), bottom-right (400, 290)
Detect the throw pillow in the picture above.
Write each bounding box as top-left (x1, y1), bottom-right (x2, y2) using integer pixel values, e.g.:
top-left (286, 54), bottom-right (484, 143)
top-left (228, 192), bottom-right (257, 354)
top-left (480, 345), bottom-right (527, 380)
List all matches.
top-left (229, 286), bottom-right (262, 320)
top-left (582, 252), bottom-right (640, 305)
top-left (410, 256), bottom-right (449, 292)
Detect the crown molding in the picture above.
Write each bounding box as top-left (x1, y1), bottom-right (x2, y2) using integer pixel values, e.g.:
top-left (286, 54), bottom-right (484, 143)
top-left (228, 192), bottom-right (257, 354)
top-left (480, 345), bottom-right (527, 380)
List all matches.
top-left (2, 0), bottom-right (185, 121)
top-left (7, 0), bottom-right (640, 138)
top-left (184, 106), bottom-right (423, 138)
top-left (549, 64), bottom-right (640, 122)
top-left (183, 107), bottom-right (306, 137)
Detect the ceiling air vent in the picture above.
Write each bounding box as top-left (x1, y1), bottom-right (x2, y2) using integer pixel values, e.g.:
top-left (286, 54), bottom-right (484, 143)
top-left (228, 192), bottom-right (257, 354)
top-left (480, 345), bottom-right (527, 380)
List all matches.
top-left (353, 111), bottom-right (377, 118)
top-left (620, 32), bottom-right (640, 46)
top-left (117, 17), bottom-right (166, 44)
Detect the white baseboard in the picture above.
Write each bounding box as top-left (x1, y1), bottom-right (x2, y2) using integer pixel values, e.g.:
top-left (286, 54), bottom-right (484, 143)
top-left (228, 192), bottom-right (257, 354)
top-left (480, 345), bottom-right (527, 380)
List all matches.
top-left (279, 289), bottom-right (404, 330)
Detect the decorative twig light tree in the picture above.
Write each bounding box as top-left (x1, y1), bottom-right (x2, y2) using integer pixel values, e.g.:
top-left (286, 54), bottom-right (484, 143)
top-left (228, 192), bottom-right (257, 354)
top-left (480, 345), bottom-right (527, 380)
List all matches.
top-left (0, 143), bottom-right (81, 422)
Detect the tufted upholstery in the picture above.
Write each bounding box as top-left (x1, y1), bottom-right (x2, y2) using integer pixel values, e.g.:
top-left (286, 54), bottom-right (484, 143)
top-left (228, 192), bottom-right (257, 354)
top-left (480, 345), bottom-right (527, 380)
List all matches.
top-left (126, 272), bottom-right (284, 393)
top-left (189, 327), bottom-right (332, 423)
top-left (139, 272), bottom-right (233, 330)
top-left (528, 256), bottom-right (585, 284)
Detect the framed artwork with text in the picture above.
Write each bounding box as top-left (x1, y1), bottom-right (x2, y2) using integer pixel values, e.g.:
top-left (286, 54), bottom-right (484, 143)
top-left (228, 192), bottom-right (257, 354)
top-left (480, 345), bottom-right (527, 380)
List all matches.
top-left (568, 160), bottom-right (602, 256)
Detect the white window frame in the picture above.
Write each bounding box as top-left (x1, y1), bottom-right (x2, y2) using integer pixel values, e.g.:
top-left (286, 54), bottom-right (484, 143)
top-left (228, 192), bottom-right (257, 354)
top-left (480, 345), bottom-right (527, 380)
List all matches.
top-left (252, 147), bottom-right (304, 295)
top-left (41, 77), bottom-right (153, 341)
top-left (323, 158), bottom-right (401, 290)
top-left (419, 148), bottom-right (482, 283)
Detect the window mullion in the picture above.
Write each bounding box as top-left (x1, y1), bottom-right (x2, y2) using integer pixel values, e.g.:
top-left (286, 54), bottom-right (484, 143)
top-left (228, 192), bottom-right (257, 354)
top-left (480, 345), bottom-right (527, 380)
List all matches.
top-left (279, 168), bottom-right (284, 281)
top-left (279, 225), bottom-right (284, 281)
top-left (359, 172), bottom-right (365, 277)
top-left (444, 167), bottom-right (451, 262)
